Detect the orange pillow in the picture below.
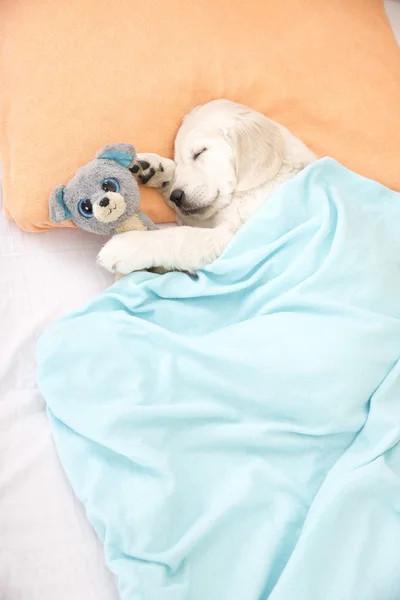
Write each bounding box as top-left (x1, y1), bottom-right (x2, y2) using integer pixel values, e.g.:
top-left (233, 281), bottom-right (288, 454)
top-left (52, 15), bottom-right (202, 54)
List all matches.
top-left (0, 0), bottom-right (399, 232)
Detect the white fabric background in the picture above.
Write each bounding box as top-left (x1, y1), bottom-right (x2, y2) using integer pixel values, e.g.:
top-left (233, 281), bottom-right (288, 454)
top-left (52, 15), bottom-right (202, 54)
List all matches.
top-left (0, 179), bottom-right (119, 599)
top-left (0, 4), bottom-right (399, 598)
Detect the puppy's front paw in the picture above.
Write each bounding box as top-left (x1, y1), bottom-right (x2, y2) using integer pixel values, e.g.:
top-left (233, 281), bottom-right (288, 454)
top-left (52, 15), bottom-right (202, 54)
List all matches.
top-left (97, 232), bottom-right (150, 275)
top-left (130, 153), bottom-right (175, 191)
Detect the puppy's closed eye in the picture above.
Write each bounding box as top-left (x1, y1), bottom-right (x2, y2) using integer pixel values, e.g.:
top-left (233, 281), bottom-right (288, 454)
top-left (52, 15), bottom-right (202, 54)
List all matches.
top-left (193, 148), bottom-right (207, 161)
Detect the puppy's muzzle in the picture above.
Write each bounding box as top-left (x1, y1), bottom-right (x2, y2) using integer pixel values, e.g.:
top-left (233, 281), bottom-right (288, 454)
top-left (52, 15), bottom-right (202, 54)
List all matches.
top-left (170, 188), bottom-right (185, 207)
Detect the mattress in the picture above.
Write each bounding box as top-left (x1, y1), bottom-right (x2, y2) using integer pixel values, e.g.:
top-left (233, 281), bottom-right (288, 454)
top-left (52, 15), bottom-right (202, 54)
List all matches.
top-left (1, 4), bottom-right (399, 598)
top-left (0, 177), bottom-right (120, 599)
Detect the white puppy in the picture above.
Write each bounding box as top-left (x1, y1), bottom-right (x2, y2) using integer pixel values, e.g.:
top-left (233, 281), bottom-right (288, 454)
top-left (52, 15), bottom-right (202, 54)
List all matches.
top-left (97, 100), bottom-right (316, 274)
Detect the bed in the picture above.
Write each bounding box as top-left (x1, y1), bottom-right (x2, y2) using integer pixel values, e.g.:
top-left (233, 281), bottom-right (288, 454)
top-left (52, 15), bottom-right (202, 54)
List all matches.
top-left (0, 176), bottom-right (120, 599)
top-left (1, 3), bottom-right (399, 598)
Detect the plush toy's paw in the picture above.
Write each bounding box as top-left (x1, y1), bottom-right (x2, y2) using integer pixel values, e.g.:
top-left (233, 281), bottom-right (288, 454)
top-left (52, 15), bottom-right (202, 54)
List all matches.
top-left (130, 153), bottom-right (175, 192)
top-left (97, 231), bottom-right (152, 274)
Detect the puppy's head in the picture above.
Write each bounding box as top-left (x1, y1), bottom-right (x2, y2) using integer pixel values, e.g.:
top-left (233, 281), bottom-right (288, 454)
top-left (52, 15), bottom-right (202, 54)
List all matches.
top-left (168, 99), bottom-right (285, 220)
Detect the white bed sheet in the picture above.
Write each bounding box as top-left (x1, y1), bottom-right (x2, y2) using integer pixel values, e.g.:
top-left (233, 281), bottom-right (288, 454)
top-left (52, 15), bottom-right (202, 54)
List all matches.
top-left (0, 181), bottom-right (119, 599)
top-left (1, 4), bottom-right (399, 598)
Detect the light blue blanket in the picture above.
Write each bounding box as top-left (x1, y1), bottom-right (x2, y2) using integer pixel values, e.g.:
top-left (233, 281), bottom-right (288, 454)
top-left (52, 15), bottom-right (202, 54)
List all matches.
top-left (37, 158), bottom-right (400, 600)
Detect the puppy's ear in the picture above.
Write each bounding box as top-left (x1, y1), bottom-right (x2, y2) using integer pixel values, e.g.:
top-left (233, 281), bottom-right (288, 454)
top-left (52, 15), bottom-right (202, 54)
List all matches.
top-left (49, 184), bottom-right (71, 222)
top-left (228, 110), bottom-right (284, 193)
top-left (96, 143), bottom-right (136, 168)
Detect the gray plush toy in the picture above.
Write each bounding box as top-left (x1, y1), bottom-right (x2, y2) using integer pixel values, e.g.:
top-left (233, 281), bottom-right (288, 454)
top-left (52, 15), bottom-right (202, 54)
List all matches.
top-left (49, 143), bottom-right (156, 235)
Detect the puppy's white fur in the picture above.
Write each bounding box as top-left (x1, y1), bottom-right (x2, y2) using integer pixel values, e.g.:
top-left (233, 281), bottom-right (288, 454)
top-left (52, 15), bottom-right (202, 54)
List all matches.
top-left (98, 100), bottom-right (316, 274)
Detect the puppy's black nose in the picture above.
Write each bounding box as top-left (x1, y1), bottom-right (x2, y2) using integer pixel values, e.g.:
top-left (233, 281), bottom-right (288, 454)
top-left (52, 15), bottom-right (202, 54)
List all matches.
top-left (170, 189), bottom-right (185, 206)
top-left (99, 198), bottom-right (109, 207)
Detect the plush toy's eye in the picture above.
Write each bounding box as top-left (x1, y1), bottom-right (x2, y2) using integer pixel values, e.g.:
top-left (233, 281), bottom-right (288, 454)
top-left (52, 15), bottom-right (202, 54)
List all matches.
top-left (78, 199), bottom-right (93, 218)
top-left (101, 178), bottom-right (120, 193)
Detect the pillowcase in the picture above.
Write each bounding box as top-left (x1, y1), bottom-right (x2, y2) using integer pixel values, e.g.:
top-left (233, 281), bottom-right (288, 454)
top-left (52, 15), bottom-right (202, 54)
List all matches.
top-left (0, 0), bottom-right (399, 232)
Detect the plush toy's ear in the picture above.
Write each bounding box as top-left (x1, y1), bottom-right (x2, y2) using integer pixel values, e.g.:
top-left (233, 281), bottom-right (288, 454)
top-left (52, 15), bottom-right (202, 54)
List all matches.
top-left (96, 143), bottom-right (136, 168)
top-left (49, 184), bottom-right (71, 223)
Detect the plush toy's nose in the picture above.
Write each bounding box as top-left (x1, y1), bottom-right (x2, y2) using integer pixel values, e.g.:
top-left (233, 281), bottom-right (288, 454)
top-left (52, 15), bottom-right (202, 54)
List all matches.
top-left (99, 197), bottom-right (110, 207)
